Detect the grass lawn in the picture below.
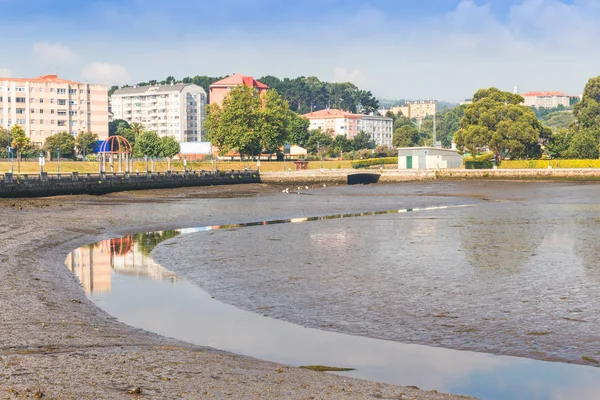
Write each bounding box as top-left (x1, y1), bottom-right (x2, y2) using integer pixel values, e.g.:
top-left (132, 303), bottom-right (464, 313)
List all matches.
top-left (0, 159), bottom-right (360, 174)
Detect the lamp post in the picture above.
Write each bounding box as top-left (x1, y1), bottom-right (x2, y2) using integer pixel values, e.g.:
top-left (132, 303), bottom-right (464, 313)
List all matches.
top-left (57, 148), bottom-right (60, 174)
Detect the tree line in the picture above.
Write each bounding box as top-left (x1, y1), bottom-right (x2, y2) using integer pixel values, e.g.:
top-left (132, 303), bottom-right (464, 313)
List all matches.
top-left (110, 75), bottom-right (379, 115)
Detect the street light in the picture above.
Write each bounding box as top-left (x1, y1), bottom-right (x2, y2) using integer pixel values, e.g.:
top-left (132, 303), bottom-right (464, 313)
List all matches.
top-left (57, 148), bottom-right (60, 174)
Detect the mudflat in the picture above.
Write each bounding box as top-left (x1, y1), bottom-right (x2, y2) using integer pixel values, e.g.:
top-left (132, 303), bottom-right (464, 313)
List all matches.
top-left (1, 183), bottom-right (470, 400)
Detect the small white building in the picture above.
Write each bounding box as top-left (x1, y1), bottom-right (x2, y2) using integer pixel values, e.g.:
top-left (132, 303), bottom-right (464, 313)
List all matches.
top-left (398, 147), bottom-right (463, 170)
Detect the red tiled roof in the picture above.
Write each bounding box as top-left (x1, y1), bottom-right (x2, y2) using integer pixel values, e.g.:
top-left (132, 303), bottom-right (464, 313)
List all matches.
top-left (210, 74), bottom-right (268, 89)
top-left (522, 91), bottom-right (569, 97)
top-left (302, 109), bottom-right (360, 119)
top-left (0, 74), bottom-right (83, 85)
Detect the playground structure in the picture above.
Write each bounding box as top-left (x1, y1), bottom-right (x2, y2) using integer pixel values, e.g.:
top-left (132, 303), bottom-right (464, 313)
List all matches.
top-left (98, 136), bottom-right (132, 173)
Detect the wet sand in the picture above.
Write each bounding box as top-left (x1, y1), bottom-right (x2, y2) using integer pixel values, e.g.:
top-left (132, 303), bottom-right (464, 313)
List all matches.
top-left (0, 183), bottom-right (470, 399)
top-left (154, 181), bottom-right (600, 367)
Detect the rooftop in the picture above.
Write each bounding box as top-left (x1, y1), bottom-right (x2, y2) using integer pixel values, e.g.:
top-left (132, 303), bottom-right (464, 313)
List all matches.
top-left (209, 74), bottom-right (268, 90)
top-left (522, 91), bottom-right (570, 97)
top-left (302, 109), bottom-right (360, 119)
top-left (0, 74), bottom-right (83, 85)
top-left (112, 83), bottom-right (206, 96)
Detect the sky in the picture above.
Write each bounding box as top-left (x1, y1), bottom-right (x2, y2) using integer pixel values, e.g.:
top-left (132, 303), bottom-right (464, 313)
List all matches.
top-left (1, 0), bottom-right (599, 102)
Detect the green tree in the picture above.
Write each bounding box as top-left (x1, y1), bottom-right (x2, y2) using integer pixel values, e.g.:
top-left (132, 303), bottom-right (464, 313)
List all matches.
top-left (206, 86), bottom-right (261, 159)
top-left (75, 132), bottom-right (99, 159)
top-left (574, 75), bottom-right (600, 129)
top-left (546, 128), bottom-right (573, 158)
top-left (305, 130), bottom-right (333, 155)
top-left (109, 119), bottom-right (130, 136)
top-left (258, 89), bottom-right (291, 156)
top-left (44, 131), bottom-right (76, 159)
top-left (134, 131), bottom-right (161, 158)
top-left (10, 125), bottom-right (31, 172)
top-left (0, 127), bottom-right (8, 158)
top-left (116, 123), bottom-right (136, 147)
top-left (393, 125), bottom-right (419, 147)
top-left (160, 135), bottom-right (181, 170)
top-left (288, 112), bottom-right (310, 148)
top-left (330, 134), bottom-right (352, 157)
top-left (564, 129), bottom-right (600, 159)
top-left (130, 122), bottom-right (144, 137)
top-left (351, 131), bottom-right (373, 151)
top-left (454, 88), bottom-right (543, 159)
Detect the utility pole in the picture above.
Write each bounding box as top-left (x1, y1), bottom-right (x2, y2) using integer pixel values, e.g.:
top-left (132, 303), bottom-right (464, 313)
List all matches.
top-left (433, 111), bottom-right (437, 148)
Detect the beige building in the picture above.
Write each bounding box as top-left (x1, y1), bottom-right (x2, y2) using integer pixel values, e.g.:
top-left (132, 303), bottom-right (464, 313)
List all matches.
top-left (392, 100), bottom-right (437, 120)
top-left (111, 84), bottom-right (206, 142)
top-left (303, 109), bottom-right (393, 147)
top-left (521, 91), bottom-right (572, 108)
top-left (209, 74), bottom-right (268, 106)
top-left (0, 74), bottom-right (109, 147)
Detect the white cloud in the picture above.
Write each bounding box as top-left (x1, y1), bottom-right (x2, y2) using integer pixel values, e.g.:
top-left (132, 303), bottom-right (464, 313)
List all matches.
top-left (81, 62), bottom-right (130, 85)
top-left (32, 42), bottom-right (77, 64)
top-left (333, 67), bottom-right (368, 88)
top-left (0, 68), bottom-right (11, 77)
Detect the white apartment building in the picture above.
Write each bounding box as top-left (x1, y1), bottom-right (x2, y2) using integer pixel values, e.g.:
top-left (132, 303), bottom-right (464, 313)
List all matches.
top-left (110, 84), bottom-right (206, 142)
top-left (521, 91), bottom-right (572, 108)
top-left (0, 74), bottom-right (109, 147)
top-left (303, 109), bottom-right (393, 147)
top-left (358, 115), bottom-right (394, 148)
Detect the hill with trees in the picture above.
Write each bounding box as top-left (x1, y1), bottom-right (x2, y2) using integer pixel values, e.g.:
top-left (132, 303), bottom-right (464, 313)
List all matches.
top-left (110, 75), bottom-right (379, 115)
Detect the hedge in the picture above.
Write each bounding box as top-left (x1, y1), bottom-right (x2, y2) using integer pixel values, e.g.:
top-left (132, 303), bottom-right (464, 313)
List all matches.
top-left (500, 160), bottom-right (600, 169)
top-left (351, 157), bottom-right (398, 169)
top-left (465, 160), bottom-right (494, 169)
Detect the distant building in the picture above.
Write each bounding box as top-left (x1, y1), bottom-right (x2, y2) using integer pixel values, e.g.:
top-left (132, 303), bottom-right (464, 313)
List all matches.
top-left (521, 91), bottom-right (572, 108)
top-left (398, 147), bottom-right (463, 170)
top-left (111, 83), bottom-right (207, 142)
top-left (302, 109), bottom-right (393, 147)
top-left (391, 100), bottom-right (437, 120)
top-left (460, 99), bottom-right (473, 106)
top-left (0, 74), bottom-right (109, 147)
top-left (209, 74), bottom-right (268, 106)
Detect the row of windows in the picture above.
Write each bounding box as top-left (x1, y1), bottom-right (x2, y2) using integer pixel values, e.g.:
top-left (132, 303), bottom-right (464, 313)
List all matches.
top-left (0, 97), bottom-right (90, 106)
top-left (0, 86), bottom-right (90, 94)
top-left (1, 119), bottom-right (91, 126)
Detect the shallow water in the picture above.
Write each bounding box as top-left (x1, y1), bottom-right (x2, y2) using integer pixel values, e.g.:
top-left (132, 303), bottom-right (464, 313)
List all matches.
top-left (66, 194), bottom-right (600, 400)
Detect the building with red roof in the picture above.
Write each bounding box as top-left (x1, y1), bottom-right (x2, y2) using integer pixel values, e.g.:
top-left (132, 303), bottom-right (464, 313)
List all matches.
top-left (0, 74), bottom-right (109, 146)
top-left (521, 91), bottom-right (574, 108)
top-left (209, 74), bottom-right (268, 106)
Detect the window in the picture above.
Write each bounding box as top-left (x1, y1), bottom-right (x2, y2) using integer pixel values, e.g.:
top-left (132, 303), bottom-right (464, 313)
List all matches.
top-left (57, 88), bottom-right (66, 94)
top-left (39, 109), bottom-right (44, 114)
top-left (58, 110), bottom-right (66, 116)
top-left (31, 119), bottom-right (35, 124)
top-left (39, 98), bottom-right (44, 104)
top-left (69, 121), bottom-right (77, 126)
top-left (40, 88), bottom-right (44, 93)
top-left (51, 130), bottom-right (55, 135)
top-left (15, 87), bottom-right (25, 92)
top-left (40, 130), bottom-right (44, 135)
top-left (58, 120), bottom-right (66, 126)
top-left (50, 109), bottom-right (55, 114)
top-left (68, 89), bottom-right (77, 95)
top-left (30, 109), bottom-right (35, 114)
top-left (16, 97), bottom-right (25, 103)
top-left (57, 99), bottom-right (66, 105)
top-left (50, 88), bottom-right (54, 93)
top-left (30, 87), bottom-right (35, 92)
top-left (40, 120), bottom-right (44, 124)
top-left (30, 98), bottom-right (35, 103)
top-left (51, 99), bottom-right (55, 104)
top-left (16, 119), bottom-right (26, 124)
top-left (69, 100), bottom-right (76, 106)
top-left (16, 108), bottom-right (25, 114)
top-left (69, 110), bottom-right (77, 116)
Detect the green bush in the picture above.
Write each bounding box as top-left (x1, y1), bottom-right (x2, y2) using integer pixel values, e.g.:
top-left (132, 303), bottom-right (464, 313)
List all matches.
top-left (465, 160), bottom-right (494, 169)
top-left (351, 157), bottom-right (397, 169)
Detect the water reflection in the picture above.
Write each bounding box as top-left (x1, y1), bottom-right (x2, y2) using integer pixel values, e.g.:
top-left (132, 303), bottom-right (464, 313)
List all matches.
top-left (66, 231), bottom-right (181, 294)
top-left (65, 204), bottom-right (600, 400)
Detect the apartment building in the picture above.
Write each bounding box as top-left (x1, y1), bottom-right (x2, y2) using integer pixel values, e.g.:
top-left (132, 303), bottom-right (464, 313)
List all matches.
top-left (392, 100), bottom-right (437, 120)
top-left (0, 74), bottom-right (109, 147)
top-left (521, 91), bottom-right (572, 108)
top-left (111, 84), bottom-right (207, 142)
top-left (303, 109), bottom-right (393, 147)
top-left (209, 74), bottom-right (268, 106)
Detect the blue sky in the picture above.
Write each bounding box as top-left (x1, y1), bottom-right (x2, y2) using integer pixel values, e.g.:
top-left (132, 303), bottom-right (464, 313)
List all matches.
top-left (1, 0), bottom-right (598, 101)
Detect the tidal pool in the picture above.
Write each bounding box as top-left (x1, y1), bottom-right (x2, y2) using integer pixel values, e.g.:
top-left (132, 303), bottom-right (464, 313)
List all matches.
top-left (66, 202), bottom-right (600, 400)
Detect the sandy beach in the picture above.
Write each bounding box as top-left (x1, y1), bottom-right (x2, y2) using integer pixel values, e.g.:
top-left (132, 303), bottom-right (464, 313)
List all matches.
top-left (0, 183), bottom-right (468, 399)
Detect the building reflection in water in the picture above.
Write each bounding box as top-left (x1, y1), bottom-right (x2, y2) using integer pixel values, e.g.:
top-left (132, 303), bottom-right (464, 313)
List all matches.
top-left (65, 231), bottom-right (181, 295)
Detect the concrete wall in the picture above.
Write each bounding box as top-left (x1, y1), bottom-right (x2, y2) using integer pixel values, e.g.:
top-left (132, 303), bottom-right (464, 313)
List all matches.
top-left (0, 170), bottom-right (260, 198)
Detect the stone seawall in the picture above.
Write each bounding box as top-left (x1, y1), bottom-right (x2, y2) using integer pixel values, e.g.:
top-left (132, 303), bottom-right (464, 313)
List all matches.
top-left (261, 168), bottom-right (600, 185)
top-left (0, 170), bottom-right (260, 198)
